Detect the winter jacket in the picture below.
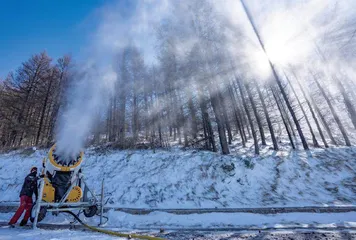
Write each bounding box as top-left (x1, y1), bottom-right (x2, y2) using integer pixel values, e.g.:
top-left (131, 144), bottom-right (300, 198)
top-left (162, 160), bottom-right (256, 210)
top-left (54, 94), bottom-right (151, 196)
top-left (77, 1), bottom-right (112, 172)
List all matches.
top-left (19, 172), bottom-right (38, 199)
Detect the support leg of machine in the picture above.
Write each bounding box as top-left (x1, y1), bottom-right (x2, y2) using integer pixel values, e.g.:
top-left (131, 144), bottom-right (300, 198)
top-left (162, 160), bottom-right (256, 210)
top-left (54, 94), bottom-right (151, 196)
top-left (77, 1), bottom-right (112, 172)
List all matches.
top-left (32, 178), bottom-right (45, 229)
top-left (81, 178), bottom-right (98, 202)
top-left (99, 178), bottom-right (104, 227)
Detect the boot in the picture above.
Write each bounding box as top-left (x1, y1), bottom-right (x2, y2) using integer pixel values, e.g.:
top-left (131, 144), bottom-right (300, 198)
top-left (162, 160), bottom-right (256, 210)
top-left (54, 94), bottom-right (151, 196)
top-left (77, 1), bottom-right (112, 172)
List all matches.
top-left (19, 219), bottom-right (27, 226)
top-left (7, 222), bottom-right (15, 228)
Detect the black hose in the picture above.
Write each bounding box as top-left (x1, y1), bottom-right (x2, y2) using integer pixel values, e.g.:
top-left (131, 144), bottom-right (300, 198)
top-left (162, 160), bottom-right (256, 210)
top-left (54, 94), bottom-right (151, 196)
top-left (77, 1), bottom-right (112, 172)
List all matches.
top-left (62, 211), bottom-right (165, 240)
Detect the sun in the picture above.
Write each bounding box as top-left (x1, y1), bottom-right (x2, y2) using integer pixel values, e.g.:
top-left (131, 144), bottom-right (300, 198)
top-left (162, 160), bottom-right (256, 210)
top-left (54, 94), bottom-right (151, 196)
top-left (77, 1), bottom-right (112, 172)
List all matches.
top-left (265, 40), bottom-right (290, 65)
top-left (249, 37), bottom-right (294, 80)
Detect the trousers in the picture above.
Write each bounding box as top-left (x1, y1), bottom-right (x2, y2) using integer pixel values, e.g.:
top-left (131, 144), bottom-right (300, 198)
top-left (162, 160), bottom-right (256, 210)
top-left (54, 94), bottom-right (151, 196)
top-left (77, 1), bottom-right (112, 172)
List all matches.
top-left (9, 195), bottom-right (33, 224)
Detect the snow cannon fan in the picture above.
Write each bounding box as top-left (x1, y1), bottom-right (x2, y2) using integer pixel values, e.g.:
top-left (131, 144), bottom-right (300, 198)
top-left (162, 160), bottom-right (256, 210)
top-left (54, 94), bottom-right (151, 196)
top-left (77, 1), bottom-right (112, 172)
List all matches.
top-left (41, 144), bottom-right (84, 203)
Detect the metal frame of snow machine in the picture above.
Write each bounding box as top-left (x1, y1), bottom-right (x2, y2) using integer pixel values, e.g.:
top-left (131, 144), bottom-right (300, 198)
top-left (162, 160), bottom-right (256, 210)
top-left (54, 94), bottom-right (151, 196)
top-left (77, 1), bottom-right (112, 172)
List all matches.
top-left (31, 144), bottom-right (105, 229)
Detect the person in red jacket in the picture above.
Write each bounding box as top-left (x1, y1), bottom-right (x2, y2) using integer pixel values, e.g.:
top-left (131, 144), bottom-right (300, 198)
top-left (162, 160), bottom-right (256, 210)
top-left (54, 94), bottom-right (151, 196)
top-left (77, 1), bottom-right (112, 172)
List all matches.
top-left (8, 167), bottom-right (39, 226)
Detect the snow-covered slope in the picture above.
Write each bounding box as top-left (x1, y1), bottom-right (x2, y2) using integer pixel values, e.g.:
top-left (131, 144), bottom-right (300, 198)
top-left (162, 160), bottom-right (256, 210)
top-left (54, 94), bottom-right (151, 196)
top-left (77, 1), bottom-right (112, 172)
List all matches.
top-left (0, 146), bottom-right (355, 208)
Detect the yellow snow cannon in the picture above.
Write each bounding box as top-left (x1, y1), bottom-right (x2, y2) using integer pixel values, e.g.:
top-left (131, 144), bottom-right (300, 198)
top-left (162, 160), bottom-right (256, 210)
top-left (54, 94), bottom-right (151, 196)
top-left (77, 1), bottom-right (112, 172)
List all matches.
top-left (31, 144), bottom-right (104, 227)
top-left (41, 144), bottom-right (84, 203)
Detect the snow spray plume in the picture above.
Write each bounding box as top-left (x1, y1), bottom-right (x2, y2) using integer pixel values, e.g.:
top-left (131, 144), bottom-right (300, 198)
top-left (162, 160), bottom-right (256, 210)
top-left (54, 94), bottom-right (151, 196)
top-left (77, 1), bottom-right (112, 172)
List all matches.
top-left (56, 0), bottom-right (356, 156)
top-left (55, 64), bottom-right (116, 160)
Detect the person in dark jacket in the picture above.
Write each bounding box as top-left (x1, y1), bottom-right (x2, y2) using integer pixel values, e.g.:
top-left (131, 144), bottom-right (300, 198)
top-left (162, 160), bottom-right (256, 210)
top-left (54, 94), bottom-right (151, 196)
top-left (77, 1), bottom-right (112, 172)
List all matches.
top-left (8, 167), bottom-right (39, 226)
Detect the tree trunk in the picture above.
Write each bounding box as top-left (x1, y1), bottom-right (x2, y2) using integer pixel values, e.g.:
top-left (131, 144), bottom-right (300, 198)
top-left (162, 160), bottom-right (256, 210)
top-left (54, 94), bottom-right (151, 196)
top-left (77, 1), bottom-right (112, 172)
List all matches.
top-left (209, 92), bottom-right (230, 154)
top-left (335, 77), bottom-right (356, 129)
top-left (197, 86), bottom-right (216, 152)
top-left (312, 74), bottom-right (351, 146)
top-left (233, 82), bottom-right (251, 140)
top-left (312, 96), bottom-right (337, 145)
top-left (293, 75), bottom-right (329, 148)
top-left (255, 80), bottom-right (278, 150)
top-left (236, 78), bottom-right (259, 154)
top-left (187, 82), bottom-right (198, 139)
top-left (285, 74), bottom-right (319, 147)
top-left (219, 92), bottom-right (233, 144)
top-left (118, 91), bottom-right (126, 143)
top-left (271, 88), bottom-right (295, 149)
top-left (35, 75), bottom-right (53, 145)
top-left (227, 83), bottom-right (246, 146)
top-left (244, 81), bottom-right (266, 145)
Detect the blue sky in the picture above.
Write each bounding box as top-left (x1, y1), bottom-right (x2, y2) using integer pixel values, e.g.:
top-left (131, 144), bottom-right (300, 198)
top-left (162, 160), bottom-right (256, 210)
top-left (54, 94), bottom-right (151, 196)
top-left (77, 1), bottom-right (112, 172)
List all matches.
top-left (0, 0), bottom-right (124, 78)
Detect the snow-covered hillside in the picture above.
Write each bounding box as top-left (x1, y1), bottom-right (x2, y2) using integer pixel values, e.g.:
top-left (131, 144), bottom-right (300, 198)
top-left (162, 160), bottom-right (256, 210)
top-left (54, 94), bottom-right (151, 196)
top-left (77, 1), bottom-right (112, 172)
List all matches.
top-left (0, 146), bottom-right (355, 208)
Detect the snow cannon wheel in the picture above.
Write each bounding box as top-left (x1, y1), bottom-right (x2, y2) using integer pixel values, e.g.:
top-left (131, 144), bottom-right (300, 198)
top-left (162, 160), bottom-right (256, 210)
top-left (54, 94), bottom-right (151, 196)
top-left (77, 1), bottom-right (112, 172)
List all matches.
top-left (30, 204), bottom-right (47, 223)
top-left (83, 205), bottom-right (98, 218)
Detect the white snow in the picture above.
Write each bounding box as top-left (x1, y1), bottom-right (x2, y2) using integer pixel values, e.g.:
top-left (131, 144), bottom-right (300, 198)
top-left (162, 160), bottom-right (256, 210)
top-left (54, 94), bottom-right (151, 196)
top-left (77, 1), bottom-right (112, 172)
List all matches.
top-left (109, 211), bottom-right (356, 229)
top-left (0, 227), bottom-right (121, 240)
top-left (0, 211), bottom-right (355, 232)
top-left (0, 145), bottom-right (355, 239)
top-left (0, 146), bottom-right (355, 208)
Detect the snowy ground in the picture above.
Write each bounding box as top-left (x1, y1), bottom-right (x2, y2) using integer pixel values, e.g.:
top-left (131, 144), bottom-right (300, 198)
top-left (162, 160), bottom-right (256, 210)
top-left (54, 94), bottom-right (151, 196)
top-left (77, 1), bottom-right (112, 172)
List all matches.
top-left (163, 230), bottom-right (356, 240)
top-left (0, 146), bottom-right (355, 239)
top-left (1, 227), bottom-right (356, 240)
top-left (106, 211), bottom-right (356, 229)
top-left (0, 227), bottom-right (121, 240)
top-left (1, 211), bottom-right (355, 229)
top-left (0, 145), bottom-right (355, 208)
top-left (1, 211), bottom-right (356, 239)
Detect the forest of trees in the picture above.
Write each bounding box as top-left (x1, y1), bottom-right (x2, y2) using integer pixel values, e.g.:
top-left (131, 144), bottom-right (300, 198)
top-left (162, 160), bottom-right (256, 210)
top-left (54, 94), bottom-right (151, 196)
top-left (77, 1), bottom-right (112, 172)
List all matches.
top-left (0, 53), bottom-right (71, 149)
top-left (1, 0), bottom-right (355, 154)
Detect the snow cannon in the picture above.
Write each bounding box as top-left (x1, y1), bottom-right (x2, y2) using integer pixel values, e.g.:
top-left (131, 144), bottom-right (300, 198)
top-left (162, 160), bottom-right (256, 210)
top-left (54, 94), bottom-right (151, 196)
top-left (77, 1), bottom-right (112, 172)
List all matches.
top-left (41, 144), bottom-right (84, 203)
top-left (31, 144), bottom-right (105, 227)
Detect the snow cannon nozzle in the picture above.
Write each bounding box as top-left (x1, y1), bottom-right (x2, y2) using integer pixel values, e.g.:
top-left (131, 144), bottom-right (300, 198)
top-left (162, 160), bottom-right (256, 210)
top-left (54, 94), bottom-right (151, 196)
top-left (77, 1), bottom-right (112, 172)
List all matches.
top-left (47, 144), bottom-right (84, 171)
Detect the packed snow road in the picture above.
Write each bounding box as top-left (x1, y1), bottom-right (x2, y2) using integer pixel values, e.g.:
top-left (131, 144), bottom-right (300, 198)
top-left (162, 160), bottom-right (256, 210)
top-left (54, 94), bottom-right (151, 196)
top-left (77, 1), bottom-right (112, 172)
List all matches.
top-left (1, 211), bottom-right (356, 230)
top-left (163, 230), bottom-right (356, 240)
top-left (1, 211), bottom-right (355, 239)
top-left (0, 227), bottom-right (355, 240)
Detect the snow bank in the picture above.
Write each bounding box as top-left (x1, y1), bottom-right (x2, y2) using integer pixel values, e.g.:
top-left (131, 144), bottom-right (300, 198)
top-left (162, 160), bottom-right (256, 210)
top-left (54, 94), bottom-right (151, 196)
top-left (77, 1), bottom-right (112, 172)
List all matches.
top-left (106, 211), bottom-right (356, 229)
top-left (0, 211), bottom-right (355, 230)
top-left (0, 146), bottom-right (355, 208)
